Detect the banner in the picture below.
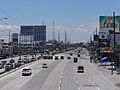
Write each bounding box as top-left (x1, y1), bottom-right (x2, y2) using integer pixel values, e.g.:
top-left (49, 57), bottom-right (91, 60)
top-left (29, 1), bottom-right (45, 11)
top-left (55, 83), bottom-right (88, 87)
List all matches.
top-left (100, 16), bottom-right (120, 32)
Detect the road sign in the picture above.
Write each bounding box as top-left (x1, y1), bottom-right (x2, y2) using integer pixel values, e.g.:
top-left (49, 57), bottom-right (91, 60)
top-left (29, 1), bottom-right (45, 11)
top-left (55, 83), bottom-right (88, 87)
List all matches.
top-left (99, 32), bottom-right (108, 39)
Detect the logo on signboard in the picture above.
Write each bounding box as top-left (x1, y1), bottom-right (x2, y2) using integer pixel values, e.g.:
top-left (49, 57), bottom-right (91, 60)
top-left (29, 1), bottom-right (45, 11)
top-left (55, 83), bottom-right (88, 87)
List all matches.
top-left (99, 32), bottom-right (107, 39)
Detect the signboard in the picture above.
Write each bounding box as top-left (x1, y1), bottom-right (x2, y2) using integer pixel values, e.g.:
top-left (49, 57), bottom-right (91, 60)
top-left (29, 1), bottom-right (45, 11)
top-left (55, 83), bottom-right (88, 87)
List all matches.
top-left (94, 35), bottom-right (99, 41)
top-left (100, 16), bottom-right (120, 32)
top-left (99, 32), bottom-right (108, 39)
top-left (99, 39), bottom-right (108, 47)
top-left (109, 33), bottom-right (120, 49)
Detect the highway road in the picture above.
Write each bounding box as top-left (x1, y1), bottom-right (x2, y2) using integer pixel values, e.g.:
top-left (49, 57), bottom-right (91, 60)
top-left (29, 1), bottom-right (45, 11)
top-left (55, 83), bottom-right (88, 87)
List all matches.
top-left (0, 49), bottom-right (119, 90)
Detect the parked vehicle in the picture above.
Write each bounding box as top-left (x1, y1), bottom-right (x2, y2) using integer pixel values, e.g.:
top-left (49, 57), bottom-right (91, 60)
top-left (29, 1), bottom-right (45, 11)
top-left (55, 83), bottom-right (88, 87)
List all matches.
top-left (5, 63), bottom-right (13, 71)
top-left (0, 62), bottom-right (4, 69)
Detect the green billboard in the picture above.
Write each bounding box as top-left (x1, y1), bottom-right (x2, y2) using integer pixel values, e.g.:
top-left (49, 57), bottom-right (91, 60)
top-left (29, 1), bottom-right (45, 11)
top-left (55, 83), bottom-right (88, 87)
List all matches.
top-left (100, 16), bottom-right (120, 32)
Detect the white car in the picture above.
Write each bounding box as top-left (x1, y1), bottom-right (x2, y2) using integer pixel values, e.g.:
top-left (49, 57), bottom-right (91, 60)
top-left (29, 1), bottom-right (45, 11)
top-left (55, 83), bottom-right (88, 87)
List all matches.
top-left (42, 63), bottom-right (48, 68)
top-left (22, 67), bottom-right (32, 76)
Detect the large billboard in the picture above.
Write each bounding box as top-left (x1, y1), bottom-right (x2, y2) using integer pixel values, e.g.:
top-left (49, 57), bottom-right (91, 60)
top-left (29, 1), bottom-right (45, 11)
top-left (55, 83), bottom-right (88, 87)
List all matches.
top-left (100, 16), bottom-right (120, 32)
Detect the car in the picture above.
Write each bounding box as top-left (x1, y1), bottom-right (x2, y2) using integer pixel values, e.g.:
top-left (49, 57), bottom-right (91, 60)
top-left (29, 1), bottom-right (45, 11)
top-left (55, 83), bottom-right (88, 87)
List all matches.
top-left (67, 57), bottom-right (71, 59)
top-left (42, 63), bottom-right (48, 68)
top-left (70, 53), bottom-right (73, 56)
top-left (77, 54), bottom-right (80, 57)
top-left (60, 56), bottom-right (64, 59)
top-left (0, 62), bottom-right (4, 69)
top-left (55, 56), bottom-right (59, 60)
top-left (5, 63), bottom-right (13, 71)
top-left (77, 66), bottom-right (84, 73)
top-left (73, 57), bottom-right (78, 63)
top-left (22, 67), bottom-right (32, 76)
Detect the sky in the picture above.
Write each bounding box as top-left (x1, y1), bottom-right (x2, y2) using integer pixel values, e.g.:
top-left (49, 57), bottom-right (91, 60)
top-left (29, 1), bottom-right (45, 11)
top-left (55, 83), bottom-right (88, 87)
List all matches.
top-left (0, 0), bottom-right (120, 43)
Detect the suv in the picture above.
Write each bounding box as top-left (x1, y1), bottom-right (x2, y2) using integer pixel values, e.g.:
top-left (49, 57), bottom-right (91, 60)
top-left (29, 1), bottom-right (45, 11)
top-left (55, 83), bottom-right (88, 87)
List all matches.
top-left (73, 57), bottom-right (78, 63)
top-left (77, 66), bottom-right (84, 73)
top-left (70, 53), bottom-right (73, 56)
top-left (22, 67), bottom-right (32, 76)
top-left (60, 56), bottom-right (64, 59)
top-left (55, 56), bottom-right (59, 60)
top-left (42, 63), bottom-right (48, 68)
top-left (77, 54), bottom-right (80, 57)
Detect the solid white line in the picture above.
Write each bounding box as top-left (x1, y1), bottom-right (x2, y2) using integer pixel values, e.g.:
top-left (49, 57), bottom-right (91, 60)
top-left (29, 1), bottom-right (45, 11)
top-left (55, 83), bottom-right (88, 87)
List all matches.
top-left (78, 86), bottom-right (81, 90)
top-left (96, 87), bottom-right (100, 90)
top-left (59, 86), bottom-right (61, 90)
top-left (59, 80), bottom-right (62, 84)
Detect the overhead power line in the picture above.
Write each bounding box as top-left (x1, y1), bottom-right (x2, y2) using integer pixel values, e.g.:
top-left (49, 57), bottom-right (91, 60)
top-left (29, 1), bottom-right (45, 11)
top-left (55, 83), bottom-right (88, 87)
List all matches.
top-left (0, 8), bottom-right (22, 25)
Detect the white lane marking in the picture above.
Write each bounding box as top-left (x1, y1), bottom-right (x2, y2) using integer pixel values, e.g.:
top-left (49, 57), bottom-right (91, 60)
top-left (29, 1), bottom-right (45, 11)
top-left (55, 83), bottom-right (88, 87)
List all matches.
top-left (78, 86), bottom-right (81, 90)
top-left (59, 86), bottom-right (61, 90)
top-left (59, 80), bottom-right (62, 84)
top-left (96, 87), bottom-right (100, 90)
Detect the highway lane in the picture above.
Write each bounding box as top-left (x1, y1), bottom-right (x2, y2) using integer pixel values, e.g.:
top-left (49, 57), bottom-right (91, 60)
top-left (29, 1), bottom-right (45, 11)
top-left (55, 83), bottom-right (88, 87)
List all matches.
top-left (73, 55), bottom-right (120, 90)
top-left (0, 49), bottom-right (119, 90)
top-left (0, 59), bottom-right (55, 90)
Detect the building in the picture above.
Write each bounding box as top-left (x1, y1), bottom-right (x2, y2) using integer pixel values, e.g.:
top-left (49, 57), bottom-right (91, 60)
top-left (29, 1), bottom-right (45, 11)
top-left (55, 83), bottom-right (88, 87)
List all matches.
top-left (20, 25), bottom-right (46, 54)
top-left (12, 33), bottom-right (19, 55)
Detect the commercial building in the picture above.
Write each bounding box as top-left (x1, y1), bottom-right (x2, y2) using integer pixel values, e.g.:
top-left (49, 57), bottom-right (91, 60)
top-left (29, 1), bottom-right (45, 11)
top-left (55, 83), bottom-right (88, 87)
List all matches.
top-left (12, 33), bottom-right (19, 55)
top-left (20, 25), bottom-right (46, 54)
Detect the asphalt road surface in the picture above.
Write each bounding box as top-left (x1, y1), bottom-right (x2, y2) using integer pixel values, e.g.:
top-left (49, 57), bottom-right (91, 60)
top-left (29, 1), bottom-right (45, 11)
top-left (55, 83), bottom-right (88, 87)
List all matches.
top-left (0, 50), bottom-right (119, 90)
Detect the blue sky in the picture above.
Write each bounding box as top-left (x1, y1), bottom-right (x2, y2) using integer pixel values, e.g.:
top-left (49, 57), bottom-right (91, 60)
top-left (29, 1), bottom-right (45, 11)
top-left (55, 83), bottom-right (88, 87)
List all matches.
top-left (0, 0), bottom-right (120, 42)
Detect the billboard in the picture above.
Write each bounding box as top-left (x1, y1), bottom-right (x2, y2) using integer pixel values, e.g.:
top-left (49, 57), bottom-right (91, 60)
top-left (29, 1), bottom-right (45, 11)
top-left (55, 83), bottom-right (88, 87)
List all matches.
top-left (109, 33), bottom-right (120, 49)
top-left (100, 16), bottom-right (120, 32)
top-left (94, 35), bottom-right (99, 41)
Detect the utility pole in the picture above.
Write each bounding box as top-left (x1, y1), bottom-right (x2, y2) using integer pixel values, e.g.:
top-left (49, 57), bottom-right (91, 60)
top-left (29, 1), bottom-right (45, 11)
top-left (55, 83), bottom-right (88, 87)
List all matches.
top-left (58, 31), bottom-right (60, 43)
top-left (111, 12), bottom-right (116, 74)
top-left (96, 27), bottom-right (97, 35)
top-left (52, 20), bottom-right (55, 41)
top-left (65, 30), bottom-right (67, 51)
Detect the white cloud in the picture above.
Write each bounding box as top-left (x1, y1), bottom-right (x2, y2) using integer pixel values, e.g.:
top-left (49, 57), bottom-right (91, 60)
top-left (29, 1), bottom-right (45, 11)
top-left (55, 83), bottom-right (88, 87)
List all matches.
top-left (0, 24), bottom-right (20, 42)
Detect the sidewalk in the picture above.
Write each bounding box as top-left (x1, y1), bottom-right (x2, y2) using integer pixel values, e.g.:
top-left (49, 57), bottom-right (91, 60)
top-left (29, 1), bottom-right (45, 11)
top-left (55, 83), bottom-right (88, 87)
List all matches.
top-left (93, 62), bottom-right (120, 88)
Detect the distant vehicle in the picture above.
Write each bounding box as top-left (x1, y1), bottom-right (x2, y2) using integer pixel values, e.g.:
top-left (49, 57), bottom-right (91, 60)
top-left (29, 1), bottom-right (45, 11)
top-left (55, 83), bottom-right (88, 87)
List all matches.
top-left (77, 54), bottom-right (80, 57)
top-left (9, 59), bottom-right (15, 63)
top-left (42, 63), bottom-right (48, 68)
top-left (17, 58), bottom-right (24, 66)
top-left (70, 53), bottom-right (73, 56)
top-left (22, 67), bottom-right (32, 76)
top-left (23, 55), bottom-right (29, 63)
top-left (5, 63), bottom-right (13, 71)
top-left (60, 56), bottom-right (64, 59)
top-left (73, 57), bottom-right (78, 63)
top-left (1, 61), bottom-right (7, 66)
top-left (0, 62), bottom-right (4, 69)
top-left (77, 66), bottom-right (84, 73)
top-left (67, 56), bottom-right (71, 59)
top-left (55, 56), bottom-right (59, 60)
top-left (30, 56), bottom-right (36, 61)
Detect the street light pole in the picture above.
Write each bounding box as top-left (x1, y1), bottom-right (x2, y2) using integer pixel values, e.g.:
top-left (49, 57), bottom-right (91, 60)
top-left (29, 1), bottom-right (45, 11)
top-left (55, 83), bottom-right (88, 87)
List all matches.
top-left (111, 12), bottom-right (116, 74)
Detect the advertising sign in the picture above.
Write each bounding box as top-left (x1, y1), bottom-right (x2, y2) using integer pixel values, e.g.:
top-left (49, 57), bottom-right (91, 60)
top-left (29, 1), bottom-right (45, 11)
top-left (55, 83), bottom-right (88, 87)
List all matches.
top-left (109, 33), bottom-right (120, 49)
top-left (94, 35), bottom-right (99, 41)
top-left (99, 32), bottom-right (108, 39)
top-left (100, 16), bottom-right (120, 32)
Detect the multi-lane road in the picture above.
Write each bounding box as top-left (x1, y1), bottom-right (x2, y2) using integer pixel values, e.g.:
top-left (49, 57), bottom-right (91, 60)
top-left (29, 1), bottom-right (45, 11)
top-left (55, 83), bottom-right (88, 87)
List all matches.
top-left (0, 49), bottom-right (119, 90)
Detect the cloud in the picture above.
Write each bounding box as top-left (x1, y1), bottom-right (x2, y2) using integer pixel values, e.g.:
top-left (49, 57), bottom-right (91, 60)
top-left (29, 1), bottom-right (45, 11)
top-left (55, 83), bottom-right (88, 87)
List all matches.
top-left (0, 24), bottom-right (20, 42)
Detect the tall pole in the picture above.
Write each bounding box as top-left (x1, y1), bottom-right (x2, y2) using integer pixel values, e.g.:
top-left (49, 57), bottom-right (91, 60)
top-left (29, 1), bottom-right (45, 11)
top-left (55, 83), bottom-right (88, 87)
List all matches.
top-left (111, 12), bottom-right (116, 74)
top-left (52, 20), bottom-right (55, 41)
top-left (58, 31), bottom-right (60, 43)
top-left (96, 27), bottom-right (97, 35)
top-left (119, 19), bottom-right (120, 32)
top-left (113, 12), bottom-right (116, 47)
top-left (9, 29), bottom-right (11, 58)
